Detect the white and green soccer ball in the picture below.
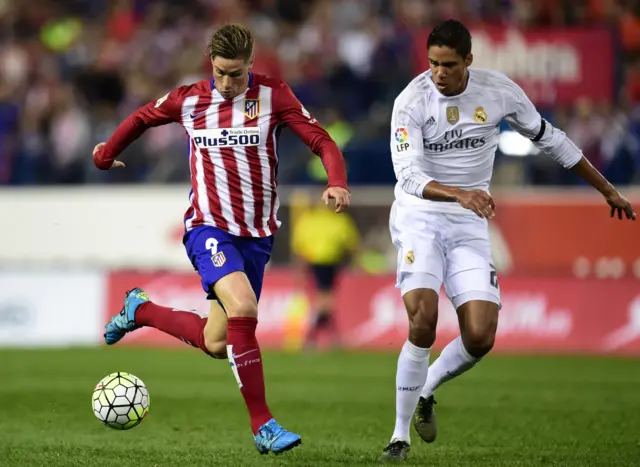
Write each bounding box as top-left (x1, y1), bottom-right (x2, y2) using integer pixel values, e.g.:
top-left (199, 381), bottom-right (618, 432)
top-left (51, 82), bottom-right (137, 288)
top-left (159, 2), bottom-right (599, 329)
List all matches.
top-left (92, 372), bottom-right (150, 430)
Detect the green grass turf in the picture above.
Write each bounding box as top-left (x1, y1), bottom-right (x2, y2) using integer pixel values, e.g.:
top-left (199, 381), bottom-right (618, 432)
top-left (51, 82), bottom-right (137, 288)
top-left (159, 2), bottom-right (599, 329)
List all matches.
top-left (0, 347), bottom-right (639, 466)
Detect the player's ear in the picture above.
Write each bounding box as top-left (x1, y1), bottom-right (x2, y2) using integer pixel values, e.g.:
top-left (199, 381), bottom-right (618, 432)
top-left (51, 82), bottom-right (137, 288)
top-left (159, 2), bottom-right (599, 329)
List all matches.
top-left (465, 53), bottom-right (473, 67)
top-left (248, 55), bottom-right (255, 69)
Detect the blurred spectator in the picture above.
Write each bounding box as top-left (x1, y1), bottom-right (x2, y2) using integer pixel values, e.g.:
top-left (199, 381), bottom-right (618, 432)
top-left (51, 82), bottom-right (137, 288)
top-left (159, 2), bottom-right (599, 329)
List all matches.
top-left (49, 85), bottom-right (90, 183)
top-left (0, 0), bottom-right (638, 186)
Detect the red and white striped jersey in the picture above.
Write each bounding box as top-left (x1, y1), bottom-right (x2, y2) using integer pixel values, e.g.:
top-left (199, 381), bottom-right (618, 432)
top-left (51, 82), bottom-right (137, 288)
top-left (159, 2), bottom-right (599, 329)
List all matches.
top-left (95, 73), bottom-right (347, 238)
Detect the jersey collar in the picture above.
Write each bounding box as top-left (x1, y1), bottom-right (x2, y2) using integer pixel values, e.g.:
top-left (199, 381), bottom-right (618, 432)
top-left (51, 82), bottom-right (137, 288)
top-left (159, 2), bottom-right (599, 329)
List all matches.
top-left (427, 69), bottom-right (473, 99)
top-left (209, 72), bottom-right (254, 92)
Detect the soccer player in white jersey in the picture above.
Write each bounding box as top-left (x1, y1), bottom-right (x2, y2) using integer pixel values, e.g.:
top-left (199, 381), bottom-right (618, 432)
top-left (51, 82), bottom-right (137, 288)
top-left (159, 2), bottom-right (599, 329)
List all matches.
top-left (380, 19), bottom-right (636, 462)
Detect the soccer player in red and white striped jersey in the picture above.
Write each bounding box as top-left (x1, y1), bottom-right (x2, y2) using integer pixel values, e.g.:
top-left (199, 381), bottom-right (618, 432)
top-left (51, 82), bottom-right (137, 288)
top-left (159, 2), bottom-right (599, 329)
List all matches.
top-left (95, 24), bottom-right (350, 454)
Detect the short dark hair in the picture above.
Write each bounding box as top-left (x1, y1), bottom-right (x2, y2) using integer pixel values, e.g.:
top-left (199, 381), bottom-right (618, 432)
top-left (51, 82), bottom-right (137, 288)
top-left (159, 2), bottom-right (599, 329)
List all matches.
top-left (427, 20), bottom-right (472, 58)
top-left (208, 24), bottom-right (254, 63)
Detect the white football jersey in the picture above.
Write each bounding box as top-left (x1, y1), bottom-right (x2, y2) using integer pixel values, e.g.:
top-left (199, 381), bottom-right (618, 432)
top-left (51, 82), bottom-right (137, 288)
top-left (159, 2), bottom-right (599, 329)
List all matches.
top-left (390, 67), bottom-right (581, 214)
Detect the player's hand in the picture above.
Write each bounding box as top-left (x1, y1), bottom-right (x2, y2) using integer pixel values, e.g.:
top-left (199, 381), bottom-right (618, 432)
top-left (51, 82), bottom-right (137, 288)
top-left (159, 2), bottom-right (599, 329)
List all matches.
top-left (455, 189), bottom-right (495, 219)
top-left (605, 190), bottom-right (636, 220)
top-left (93, 143), bottom-right (125, 170)
top-left (322, 186), bottom-right (350, 213)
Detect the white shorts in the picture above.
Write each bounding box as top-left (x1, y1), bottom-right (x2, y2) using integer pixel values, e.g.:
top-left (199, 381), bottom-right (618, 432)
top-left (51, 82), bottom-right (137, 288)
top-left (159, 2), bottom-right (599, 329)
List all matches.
top-left (389, 202), bottom-right (501, 310)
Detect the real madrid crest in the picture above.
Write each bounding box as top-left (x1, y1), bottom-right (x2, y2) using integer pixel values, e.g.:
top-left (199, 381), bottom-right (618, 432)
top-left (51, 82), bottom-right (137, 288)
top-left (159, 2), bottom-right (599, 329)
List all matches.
top-left (446, 106), bottom-right (459, 125)
top-left (405, 250), bottom-right (415, 264)
top-left (474, 106), bottom-right (488, 124)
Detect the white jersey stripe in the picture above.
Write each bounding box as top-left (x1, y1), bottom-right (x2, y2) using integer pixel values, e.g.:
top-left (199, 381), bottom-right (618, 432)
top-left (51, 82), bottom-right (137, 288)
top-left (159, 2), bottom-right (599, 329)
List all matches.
top-left (182, 96), bottom-right (205, 231)
top-left (207, 100), bottom-right (240, 236)
top-left (257, 85), bottom-right (275, 235)
top-left (196, 94), bottom-right (217, 227)
top-left (184, 140), bottom-right (196, 230)
top-left (196, 142), bottom-right (217, 227)
top-left (231, 98), bottom-right (259, 236)
top-left (270, 123), bottom-right (282, 233)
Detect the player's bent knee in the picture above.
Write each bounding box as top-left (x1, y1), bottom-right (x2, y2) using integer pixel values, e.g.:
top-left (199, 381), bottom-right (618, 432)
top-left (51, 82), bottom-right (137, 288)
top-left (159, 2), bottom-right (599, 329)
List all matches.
top-left (214, 272), bottom-right (259, 318)
top-left (408, 316), bottom-right (437, 349)
top-left (205, 339), bottom-right (228, 359)
top-left (457, 299), bottom-right (499, 358)
top-left (462, 326), bottom-right (495, 358)
top-left (224, 299), bottom-right (258, 318)
top-left (403, 289), bottom-right (439, 348)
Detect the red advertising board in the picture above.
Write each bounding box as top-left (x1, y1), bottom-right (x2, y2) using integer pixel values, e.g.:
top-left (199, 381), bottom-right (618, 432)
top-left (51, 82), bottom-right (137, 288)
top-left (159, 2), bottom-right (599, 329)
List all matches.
top-left (413, 27), bottom-right (615, 105)
top-left (490, 192), bottom-right (640, 278)
top-left (106, 270), bottom-right (640, 355)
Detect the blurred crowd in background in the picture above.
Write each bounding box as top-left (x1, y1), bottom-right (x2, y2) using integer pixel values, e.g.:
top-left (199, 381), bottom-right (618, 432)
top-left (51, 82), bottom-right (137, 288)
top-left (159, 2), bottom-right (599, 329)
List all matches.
top-left (1, 0), bottom-right (640, 187)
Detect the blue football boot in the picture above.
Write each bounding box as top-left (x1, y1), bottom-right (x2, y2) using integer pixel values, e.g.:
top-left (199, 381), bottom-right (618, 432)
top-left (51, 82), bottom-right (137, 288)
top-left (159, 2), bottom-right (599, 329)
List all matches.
top-left (104, 288), bottom-right (149, 345)
top-left (254, 418), bottom-right (302, 455)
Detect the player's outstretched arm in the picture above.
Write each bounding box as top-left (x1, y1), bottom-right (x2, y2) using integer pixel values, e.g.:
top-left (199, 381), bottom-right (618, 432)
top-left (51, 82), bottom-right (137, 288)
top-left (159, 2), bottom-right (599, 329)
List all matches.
top-left (502, 76), bottom-right (635, 221)
top-left (274, 81), bottom-right (350, 213)
top-left (93, 143), bottom-right (125, 170)
top-left (93, 88), bottom-right (185, 171)
top-left (570, 157), bottom-right (635, 220)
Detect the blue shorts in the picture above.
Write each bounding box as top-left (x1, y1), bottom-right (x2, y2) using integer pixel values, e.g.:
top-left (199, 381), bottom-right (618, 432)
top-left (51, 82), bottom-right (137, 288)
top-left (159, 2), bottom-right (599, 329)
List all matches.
top-left (183, 226), bottom-right (274, 301)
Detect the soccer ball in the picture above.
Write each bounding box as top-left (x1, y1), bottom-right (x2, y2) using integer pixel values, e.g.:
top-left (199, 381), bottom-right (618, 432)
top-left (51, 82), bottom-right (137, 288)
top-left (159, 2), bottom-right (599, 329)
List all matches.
top-left (92, 372), bottom-right (150, 430)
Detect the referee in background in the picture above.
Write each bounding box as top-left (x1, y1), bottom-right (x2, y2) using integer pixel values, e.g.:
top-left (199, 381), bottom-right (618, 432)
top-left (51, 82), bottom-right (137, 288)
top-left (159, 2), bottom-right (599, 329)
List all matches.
top-left (291, 197), bottom-right (360, 349)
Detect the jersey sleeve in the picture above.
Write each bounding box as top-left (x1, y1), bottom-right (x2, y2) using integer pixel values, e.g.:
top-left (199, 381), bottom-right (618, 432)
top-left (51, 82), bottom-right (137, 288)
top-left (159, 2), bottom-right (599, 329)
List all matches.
top-left (501, 78), bottom-right (542, 139)
top-left (93, 86), bottom-right (186, 170)
top-left (502, 77), bottom-right (582, 168)
top-left (137, 88), bottom-right (185, 125)
top-left (390, 93), bottom-right (432, 198)
top-left (273, 81), bottom-right (348, 189)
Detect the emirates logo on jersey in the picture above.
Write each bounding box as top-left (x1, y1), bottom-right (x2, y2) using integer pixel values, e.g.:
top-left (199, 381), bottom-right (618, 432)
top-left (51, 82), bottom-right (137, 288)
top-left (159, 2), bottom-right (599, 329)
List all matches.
top-left (244, 99), bottom-right (260, 120)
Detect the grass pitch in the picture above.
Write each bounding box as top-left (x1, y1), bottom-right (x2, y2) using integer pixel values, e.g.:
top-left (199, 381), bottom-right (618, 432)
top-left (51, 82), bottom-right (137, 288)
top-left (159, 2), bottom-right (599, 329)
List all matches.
top-left (0, 347), bottom-right (639, 466)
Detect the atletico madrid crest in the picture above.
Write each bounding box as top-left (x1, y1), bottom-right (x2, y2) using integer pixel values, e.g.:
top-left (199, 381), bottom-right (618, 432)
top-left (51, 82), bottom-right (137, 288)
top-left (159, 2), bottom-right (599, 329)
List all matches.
top-left (244, 99), bottom-right (260, 120)
top-left (212, 251), bottom-right (226, 267)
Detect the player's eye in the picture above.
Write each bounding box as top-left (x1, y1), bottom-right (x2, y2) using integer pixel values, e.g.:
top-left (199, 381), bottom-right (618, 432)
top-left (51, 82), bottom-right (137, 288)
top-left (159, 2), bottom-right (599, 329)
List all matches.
top-left (228, 72), bottom-right (242, 78)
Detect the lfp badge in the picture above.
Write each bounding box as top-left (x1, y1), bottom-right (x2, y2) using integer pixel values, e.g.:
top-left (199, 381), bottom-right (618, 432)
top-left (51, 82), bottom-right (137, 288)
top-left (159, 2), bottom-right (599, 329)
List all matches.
top-left (394, 127), bottom-right (410, 152)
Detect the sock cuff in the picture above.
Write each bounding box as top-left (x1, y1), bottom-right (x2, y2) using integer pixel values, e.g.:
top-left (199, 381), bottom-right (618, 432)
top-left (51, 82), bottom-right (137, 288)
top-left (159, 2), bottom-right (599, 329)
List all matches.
top-left (227, 317), bottom-right (258, 332)
top-left (457, 337), bottom-right (478, 363)
top-left (402, 340), bottom-right (430, 362)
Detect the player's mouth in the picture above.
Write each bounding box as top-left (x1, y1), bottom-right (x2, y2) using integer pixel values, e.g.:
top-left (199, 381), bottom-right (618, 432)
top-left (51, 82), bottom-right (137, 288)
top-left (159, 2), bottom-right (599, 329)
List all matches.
top-left (434, 81), bottom-right (448, 91)
top-left (221, 90), bottom-right (235, 99)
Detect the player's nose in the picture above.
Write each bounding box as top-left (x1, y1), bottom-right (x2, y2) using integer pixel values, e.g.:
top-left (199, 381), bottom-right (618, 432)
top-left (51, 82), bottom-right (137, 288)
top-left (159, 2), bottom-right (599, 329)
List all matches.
top-left (435, 68), bottom-right (447, 78)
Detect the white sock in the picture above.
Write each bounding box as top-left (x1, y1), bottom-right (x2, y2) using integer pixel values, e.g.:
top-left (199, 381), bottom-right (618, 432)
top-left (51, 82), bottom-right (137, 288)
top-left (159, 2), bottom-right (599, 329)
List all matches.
top-left (390, 340), bottom-right (430, 443)
top-left (421, 336), bottom-right (478, 398)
